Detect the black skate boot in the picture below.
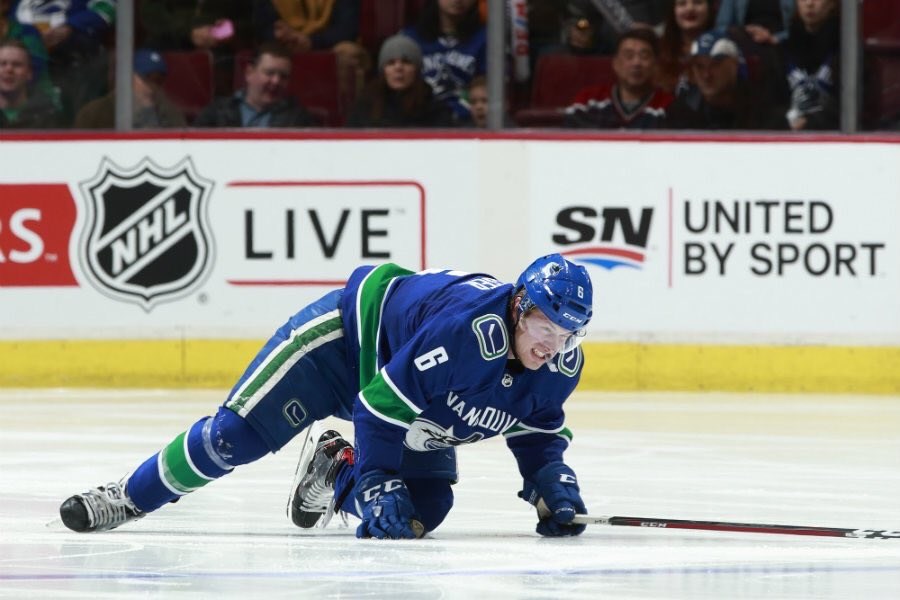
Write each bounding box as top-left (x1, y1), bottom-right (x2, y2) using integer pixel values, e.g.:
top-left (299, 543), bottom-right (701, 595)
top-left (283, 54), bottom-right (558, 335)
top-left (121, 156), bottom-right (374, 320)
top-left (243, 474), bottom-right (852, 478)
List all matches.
top-left (288, 426), bottom-right (353, 528)
top-left (59, 481), bottom-right (144, 533)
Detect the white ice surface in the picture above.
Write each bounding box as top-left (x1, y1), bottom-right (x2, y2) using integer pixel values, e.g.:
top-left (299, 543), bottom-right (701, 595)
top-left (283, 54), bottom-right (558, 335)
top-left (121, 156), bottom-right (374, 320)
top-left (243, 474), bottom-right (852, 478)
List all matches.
top-left (1, 389), bottom-right (899, 599)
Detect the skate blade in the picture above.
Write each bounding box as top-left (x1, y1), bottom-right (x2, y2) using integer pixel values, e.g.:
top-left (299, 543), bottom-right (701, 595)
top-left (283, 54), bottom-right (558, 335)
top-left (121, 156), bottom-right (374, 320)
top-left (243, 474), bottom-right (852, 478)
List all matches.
top-left (286, 421), bottom-right (325, 519)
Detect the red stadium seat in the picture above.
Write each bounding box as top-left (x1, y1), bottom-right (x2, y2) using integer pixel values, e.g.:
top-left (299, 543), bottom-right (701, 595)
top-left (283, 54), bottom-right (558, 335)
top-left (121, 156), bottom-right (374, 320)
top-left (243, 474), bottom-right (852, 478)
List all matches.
top-left (861, 1), bottom-right (900, 126)
top-left (291, 51), bottom-right (351, 126)
top-left (360, 0), bottom-right (407, 59)
top-left (161, 50), bottom-right (214, 123)
top-left (514, 54), bottom-right (614, 127)
top-left (863, 0), bottom-right (900, 40)
top-left (864, 54), bottom-right (900, 127)
top-left (405, 0), bottom-right (426, 25)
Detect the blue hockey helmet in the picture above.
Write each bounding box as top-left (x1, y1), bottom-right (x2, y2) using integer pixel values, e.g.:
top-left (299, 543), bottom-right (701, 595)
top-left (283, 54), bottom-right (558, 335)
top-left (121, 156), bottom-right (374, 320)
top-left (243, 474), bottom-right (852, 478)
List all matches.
top-left (515, 254), bottom-right (593, 335)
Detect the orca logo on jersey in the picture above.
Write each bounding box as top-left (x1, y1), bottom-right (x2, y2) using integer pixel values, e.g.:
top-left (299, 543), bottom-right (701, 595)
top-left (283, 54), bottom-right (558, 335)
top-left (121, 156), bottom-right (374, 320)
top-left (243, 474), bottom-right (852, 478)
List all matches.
top-left (404, 417), bottom-right (484, 451)
top-left (79, 157), bottom-right (215, 310)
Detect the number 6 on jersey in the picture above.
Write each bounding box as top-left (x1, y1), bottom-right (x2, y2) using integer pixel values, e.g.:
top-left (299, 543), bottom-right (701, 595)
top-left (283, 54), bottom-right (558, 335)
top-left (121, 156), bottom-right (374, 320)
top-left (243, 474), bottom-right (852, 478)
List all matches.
top-left (414, 346), bottom-right (449, 371)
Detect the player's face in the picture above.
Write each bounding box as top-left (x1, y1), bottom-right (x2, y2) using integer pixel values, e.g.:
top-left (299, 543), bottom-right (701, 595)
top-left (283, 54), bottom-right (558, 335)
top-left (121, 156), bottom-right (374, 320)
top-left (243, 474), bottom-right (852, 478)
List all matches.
top-left (514, 309), bottom-right (575, 370)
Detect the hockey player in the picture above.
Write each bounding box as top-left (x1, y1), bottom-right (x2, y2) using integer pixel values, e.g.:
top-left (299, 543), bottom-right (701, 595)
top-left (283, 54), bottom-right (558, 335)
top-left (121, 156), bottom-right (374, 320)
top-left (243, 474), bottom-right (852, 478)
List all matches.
top-left (59, 254), bottom-right (593, 539)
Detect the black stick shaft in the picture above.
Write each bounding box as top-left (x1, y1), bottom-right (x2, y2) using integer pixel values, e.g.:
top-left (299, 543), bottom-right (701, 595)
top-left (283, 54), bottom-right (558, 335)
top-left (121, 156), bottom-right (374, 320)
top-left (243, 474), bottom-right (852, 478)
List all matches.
top-left (571, 514), bottom-right (900, 539)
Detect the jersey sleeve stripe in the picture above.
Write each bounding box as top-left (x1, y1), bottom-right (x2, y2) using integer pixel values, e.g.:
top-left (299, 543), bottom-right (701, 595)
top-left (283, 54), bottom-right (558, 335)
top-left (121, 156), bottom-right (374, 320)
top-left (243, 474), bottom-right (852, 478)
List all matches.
top-left (503, 424), bottom-right (574, 442)
top-left (358, 373), bottom-right (418, 429)
top-left (355, 263), bottom-right (414, 387)
top-left (226, 311), bottom-right (342, 416)
top-left (382, 369), bottom-right (423, 416)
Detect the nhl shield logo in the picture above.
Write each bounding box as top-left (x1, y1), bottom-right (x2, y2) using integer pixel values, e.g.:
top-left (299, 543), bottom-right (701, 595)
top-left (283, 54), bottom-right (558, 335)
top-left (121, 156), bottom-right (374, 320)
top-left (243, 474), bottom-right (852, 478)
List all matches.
top-left (79, 157), bottom-right (215, 310)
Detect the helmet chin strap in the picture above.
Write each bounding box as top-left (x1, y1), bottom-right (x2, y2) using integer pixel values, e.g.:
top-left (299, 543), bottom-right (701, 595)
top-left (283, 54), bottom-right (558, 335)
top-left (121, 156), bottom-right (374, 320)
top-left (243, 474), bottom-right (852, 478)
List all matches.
top-left (508, 295), bottom-right (524, 363)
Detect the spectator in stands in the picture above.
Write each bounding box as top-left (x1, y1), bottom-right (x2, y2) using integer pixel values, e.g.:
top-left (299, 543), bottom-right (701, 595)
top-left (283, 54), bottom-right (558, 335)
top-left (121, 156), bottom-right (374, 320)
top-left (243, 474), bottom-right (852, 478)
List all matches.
top-left (715, 0), bottom-right (796, 107)
top-left (466, 75), bottom-right (487, 127)
top-left (138, 1), bottom-right (252, 96)
top-left (139, 1), bottom-right (248, 51)
top-left (715, 0), bottom-right (795, 45)
top-left (657, 0), bottom-right (714, 96)
top-left (567, 0), bottom-right (668, 56)
top-left (780, 0), bottom-right (838, 130)
top-left (9, 0), bottom-right (114, 123)
top-left (564, 28), bottom-right (671, 129)
top-left (193, 42), bottom-right (317, 127)
top-left (0, 38), bottom-right (61, 128)
top-left (74, 49), bottom-right (186, 129)
top-left (1, 0), bottom-right (59, 110)
top-left (403, 0), bottom-right (486, 124)
top-left (667, 30), bottom-right (786, 129)
top-left (559, 1), bottom-right (613, 57)
top-left (346, 34), bottom-right (452, 128)
top-left (252, 0), bottom-right (366, 95)
top-left (528, 1), bottom-right (666, 67)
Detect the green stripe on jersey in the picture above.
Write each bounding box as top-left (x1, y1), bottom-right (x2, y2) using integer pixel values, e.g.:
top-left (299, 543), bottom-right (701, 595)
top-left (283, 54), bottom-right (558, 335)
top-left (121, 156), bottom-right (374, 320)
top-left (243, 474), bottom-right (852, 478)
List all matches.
top-left (88, 0), bottom-right (116, 23)
top-left (358, 372), bottom-right (419, 427)
top-left (160, 431), bottom-right (210, 493)
top-left (228, 314), bottom-right (342, 413)
top-left (356, 263), bottom-right (414, 387)
top-left (504, 424), bottom-right (573, 443)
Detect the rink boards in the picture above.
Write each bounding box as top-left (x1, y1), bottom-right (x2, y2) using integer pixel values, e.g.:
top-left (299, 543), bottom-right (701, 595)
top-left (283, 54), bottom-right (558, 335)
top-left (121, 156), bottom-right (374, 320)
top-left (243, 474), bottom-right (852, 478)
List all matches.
top-left (1, 132), bottom-right (898, 392)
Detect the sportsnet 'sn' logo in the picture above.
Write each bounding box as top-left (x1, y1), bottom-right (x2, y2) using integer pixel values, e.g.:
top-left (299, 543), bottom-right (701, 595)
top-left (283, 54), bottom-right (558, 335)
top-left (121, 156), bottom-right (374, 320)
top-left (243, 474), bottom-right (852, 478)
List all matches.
top-left (79, 157), bottom-right (214, 310)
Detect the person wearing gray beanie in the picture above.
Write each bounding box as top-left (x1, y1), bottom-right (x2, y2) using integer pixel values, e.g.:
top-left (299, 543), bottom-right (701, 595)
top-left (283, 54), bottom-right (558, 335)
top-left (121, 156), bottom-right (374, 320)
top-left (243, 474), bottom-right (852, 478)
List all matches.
top-left (377, 35), bottom-right (423, 71)
top-left (346, 34), bottom-right (452, 128)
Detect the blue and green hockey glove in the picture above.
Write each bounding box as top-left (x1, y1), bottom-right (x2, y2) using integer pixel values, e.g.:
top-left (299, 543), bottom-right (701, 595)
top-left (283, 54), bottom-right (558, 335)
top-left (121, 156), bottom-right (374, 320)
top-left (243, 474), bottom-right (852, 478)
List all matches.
top-left (354, 470), bottom-right (424, 539)
top-left (519, 461), bottom-right (587, 537)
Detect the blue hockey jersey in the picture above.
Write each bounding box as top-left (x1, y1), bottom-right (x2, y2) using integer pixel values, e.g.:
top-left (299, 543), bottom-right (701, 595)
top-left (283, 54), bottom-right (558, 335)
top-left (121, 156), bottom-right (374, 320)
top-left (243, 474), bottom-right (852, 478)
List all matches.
top-left (340, 263), bottom-right (584, 481)
top-left (401, 27), bottom-right (487, 122)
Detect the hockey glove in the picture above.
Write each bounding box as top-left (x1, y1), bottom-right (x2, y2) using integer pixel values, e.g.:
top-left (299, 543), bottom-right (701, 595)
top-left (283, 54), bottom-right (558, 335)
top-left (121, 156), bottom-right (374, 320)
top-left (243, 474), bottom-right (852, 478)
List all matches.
top-left (519, 461), bottom-right (587, 537)
top-left (353, 470), bottom-right (423, 539)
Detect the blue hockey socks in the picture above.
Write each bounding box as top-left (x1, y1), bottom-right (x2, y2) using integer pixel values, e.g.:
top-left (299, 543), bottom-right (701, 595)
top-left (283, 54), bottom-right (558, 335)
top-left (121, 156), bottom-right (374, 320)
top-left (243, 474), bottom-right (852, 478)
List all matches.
top-left (126, 407), bottom-right (269, 513)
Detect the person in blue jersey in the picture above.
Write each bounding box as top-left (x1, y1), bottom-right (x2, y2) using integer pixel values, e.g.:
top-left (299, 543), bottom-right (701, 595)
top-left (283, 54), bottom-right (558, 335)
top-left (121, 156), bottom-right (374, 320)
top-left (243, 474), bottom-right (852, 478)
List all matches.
top-left (401, 0), bottom-right (486, 124)
top-left (59, 255), bottom-right (593, 540)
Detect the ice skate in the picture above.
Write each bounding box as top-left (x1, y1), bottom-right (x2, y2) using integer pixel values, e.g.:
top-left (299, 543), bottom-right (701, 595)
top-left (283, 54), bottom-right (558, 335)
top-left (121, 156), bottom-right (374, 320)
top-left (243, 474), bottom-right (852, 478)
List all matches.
top-left (59, 480), bottom-right (144, 533)
top-left (288, 424), bottom-right (353, 528)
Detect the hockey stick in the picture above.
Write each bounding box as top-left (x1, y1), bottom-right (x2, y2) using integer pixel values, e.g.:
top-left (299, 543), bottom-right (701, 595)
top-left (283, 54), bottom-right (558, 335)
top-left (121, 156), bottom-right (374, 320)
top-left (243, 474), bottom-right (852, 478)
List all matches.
top-left (570, 514), bottom-right (900, 539)
top-left (536, 498), bottom-right (898, 539)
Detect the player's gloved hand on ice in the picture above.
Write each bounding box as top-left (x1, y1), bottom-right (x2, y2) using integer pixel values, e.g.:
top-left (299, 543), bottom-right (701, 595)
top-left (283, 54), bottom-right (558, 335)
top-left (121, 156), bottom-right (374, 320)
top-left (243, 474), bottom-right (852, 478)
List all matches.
top-left (353, 469), bottom-right (423, 539)
top-left (519, 461), bottom-right (587, 537)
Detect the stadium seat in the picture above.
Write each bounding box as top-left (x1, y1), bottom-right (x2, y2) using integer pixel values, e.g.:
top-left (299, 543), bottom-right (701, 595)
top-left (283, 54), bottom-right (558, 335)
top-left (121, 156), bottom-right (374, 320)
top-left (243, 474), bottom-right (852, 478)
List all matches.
top-left (514, 54), bottom-right (614, 127)
top-left (360, 0), bottom-right (407, 59)
top-left (861, 1), bottom-right (900, 126)
top-left (234, 50), bottom-right (351, 126)
top-left (405, 0), bottom-right (426, 25)
top-left (863, 0), bottom-right (900, 43)
top-left (864, 54), bottom-right (900, 127)
top-left (161, 50), bottom-right (214, 124)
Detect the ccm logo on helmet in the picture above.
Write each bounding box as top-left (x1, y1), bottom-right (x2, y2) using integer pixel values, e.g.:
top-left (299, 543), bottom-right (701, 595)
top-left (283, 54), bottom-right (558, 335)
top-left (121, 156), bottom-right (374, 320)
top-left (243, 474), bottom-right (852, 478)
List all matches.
top-left (561, 312), bottom-right (583, 324)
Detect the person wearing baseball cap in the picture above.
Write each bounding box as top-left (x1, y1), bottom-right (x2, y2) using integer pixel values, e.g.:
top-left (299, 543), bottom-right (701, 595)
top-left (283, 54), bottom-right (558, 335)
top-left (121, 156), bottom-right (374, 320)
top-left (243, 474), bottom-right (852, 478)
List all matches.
top-left (74, 48), bottom-right (186, 129)
top-left (667, 30), bottom-right (786, 130)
